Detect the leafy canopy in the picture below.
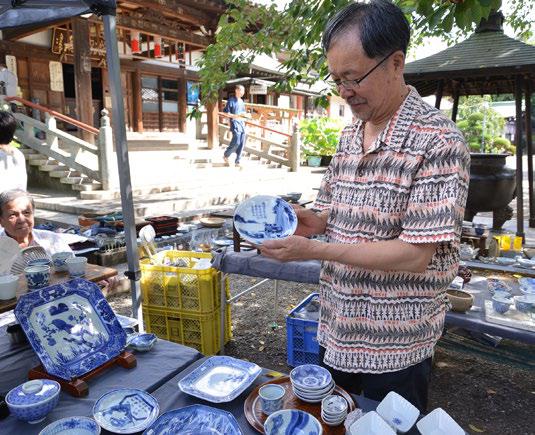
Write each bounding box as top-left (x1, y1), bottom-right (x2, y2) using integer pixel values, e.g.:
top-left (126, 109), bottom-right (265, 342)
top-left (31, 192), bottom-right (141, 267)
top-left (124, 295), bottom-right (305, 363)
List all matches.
top-left (197, 0), bottom-right (533, 106)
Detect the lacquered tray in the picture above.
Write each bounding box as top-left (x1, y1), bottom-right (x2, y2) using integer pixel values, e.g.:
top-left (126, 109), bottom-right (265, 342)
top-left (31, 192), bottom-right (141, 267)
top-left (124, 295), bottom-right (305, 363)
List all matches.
top-left (243, 376), bottom-right (357, 434)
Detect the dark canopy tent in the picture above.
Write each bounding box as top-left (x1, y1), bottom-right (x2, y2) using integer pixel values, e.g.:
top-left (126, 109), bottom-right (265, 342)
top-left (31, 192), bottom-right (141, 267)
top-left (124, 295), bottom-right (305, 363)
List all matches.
top-left (405, 11), bottom-right (535, 237)
top-left (0, 0), bottom-right (143, 322)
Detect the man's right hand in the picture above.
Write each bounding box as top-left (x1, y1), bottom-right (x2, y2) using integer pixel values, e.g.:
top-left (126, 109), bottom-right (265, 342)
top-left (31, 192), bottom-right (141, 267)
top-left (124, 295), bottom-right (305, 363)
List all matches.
top-left (292, 205), bottom-right (327, 237)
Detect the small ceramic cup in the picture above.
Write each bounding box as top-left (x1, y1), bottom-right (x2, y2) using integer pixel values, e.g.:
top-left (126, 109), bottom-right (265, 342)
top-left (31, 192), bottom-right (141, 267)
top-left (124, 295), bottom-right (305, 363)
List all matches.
top-left (51, 251), bottom-right (74, 272)
top-left (65, 256), bottom-right (87, 277)
top-left (492, 295), bottom-right (512, 314)
top-left (27, 259), bottom-right (52, 268)
top-left (0, 274), bottom-right (18, 300)
top-left (24, 265), bottom-right (51, 291)
top-left (259, 384), bottom-right (285, 415)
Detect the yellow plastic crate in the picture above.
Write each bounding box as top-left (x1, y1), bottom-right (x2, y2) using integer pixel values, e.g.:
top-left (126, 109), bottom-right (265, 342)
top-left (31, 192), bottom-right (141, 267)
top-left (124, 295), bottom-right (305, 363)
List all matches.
top-left (140, 251), bottom-right (229, 314)
top-left (143, 305), bottom-right (232, 355)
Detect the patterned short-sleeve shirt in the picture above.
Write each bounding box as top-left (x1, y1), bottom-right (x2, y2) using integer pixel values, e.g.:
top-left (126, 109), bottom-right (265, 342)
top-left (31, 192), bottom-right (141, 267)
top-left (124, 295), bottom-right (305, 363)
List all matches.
top-left (314, 86), bottom-right (470, 374)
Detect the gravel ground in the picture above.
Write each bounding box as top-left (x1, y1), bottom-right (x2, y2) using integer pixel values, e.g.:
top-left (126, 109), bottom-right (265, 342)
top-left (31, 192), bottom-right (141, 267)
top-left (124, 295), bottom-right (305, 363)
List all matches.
top-left (108, 273), bottom-right (535, 435)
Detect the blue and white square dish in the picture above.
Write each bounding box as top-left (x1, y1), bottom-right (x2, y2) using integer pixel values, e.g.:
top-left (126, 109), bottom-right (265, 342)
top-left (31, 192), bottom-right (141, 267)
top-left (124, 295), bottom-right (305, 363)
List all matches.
top-left (143, 404), bottom-right (242, 435)
top-left (93, 388), bottom-right (159, 434)
top-left (233, 195), bottom-right (297, 245)
top-left (14, 278), bottom-right (127, 380)
top-left (178, 356), bottom-right (261, 403)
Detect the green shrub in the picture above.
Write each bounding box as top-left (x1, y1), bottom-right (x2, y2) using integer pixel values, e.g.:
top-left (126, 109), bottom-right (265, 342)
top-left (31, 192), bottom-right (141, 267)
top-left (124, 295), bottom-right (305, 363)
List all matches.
top-left (299, 117), bottom-right (342, 157)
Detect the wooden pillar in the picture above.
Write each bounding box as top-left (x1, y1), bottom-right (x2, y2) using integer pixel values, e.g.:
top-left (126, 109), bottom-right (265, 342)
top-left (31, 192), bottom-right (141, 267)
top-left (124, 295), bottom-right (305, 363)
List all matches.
top-left (158, 76), bottom-right (163, 132)
top-left (178, 75), bottom-right (187, 133)
top-left (132, 69), bottom-right (143, 132)
top-left (515, 75), bottom-right (525, 238)
top-left (525, 80), bottom-right (534, 228)
top-left (72, 18), bottom-right (94, 142)
top-left (435, 80), bottom-right (444, 109)
top-left (451, 85), bottom-right (460, 123)
top-left (206, 101), bottom-right (219, 149)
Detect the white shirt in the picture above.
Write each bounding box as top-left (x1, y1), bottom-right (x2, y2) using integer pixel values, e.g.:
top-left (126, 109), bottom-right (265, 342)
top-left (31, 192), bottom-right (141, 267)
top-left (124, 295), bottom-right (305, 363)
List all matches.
top-left (0, 67), bottom-right (17, 97)
top-left (0, 146), bottom-right (27, 192)
top-left (0, 228), bottom-right (73, 257)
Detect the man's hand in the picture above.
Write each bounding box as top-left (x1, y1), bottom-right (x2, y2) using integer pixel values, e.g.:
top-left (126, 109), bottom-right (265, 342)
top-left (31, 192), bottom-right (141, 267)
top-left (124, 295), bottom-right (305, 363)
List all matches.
top-left (260, 235), bottom-right (318, 262)
top-left (293, 206), bottom-right (328, 237)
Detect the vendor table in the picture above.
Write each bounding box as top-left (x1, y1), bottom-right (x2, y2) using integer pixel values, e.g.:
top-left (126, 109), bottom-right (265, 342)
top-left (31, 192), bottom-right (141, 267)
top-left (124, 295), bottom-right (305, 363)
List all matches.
top-left (0, 333), bottom-right (201, 434)
top-left (0, 263), bottom-right (118, 314)
top-left (212, 250), bottom-right (535, 352)
top-left (462, 259), bottom-right (535, 278)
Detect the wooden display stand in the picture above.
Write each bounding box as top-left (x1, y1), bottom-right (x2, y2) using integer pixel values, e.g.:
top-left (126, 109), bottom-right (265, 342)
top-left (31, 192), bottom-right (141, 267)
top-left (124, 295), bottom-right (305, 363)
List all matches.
top-left (28, 351), bottom-right (136, 397)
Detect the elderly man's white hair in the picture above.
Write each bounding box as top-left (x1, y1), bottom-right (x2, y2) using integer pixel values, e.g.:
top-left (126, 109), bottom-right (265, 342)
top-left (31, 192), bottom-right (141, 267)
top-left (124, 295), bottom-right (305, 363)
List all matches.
top-left (0, 189), bottom-right (34, 217)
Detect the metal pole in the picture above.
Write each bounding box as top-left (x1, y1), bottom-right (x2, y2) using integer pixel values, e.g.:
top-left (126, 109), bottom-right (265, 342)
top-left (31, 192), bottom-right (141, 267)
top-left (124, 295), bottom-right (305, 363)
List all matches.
top-left (525, 81), bottom-right (534, 228)
top-left (515, 75), bottom-right (525, 239)
top-left (102, 14), bottom-right (143, 325)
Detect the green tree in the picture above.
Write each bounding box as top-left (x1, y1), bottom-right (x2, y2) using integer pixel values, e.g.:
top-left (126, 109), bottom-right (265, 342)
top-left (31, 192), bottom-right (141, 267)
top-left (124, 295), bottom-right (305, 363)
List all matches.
top-left (196, 0), bottom-right (533, 106)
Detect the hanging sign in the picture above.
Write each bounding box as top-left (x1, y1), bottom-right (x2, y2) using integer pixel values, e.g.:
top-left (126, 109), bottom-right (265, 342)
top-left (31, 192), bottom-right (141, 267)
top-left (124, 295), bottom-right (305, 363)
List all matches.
top-left (49, 61), bottom-right (64, 92)
top-left (249, 83), bottom-right (268, 95)
top-left (5, 55), bottom-right (17, 77)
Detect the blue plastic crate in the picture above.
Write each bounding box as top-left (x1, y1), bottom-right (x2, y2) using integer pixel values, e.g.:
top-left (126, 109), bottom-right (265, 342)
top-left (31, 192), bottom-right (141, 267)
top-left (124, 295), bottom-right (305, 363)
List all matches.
top-left (286, 293), bottom-right (320, 367)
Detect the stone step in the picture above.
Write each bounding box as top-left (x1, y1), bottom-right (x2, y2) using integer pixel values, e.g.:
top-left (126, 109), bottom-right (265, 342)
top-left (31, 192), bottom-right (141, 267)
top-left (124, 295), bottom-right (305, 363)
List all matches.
top-left (39, 164), bottom-right (65, 172)
top-left (50, 170), bottom-right (82, 178)
top-left (60, 176), bottom-right (90, 185)
top-left (71, 182), bottom-right (102, 192)
top-left (19, 148), bottom-right (37, 155)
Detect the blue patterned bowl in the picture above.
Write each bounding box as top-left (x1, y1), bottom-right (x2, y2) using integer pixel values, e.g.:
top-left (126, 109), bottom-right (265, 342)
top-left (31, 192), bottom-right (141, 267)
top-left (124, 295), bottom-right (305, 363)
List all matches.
top-left (51, 252), bottom-right (74, 272)
top-left (6, 379), bottom-right (60, 424)
top-left (492, 296), bottom-right (512, 314)
top-left (514, 295), bottom-right (535, 316)
top-left (126, 333), bottom-right (157, 352)
top-left (39, 416), bottom-right (101, 434)
top-left (24, 265), bottom-right (51, 290)
top-left (290, 364), bottom-right (332, 391)
top-left (264, 409), bottom-right (322, 435)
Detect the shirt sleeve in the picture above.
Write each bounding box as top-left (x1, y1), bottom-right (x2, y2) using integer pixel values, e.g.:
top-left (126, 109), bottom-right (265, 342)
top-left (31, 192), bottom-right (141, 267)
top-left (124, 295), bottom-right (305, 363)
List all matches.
top-left (223, 98), bottom-right (232, 113)
top-left (399, 136), bottom-right (470, 244)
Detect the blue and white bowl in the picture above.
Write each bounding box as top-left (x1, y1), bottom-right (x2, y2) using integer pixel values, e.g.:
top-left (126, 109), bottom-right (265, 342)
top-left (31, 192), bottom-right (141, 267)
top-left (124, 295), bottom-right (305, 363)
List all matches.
top-left (258, 384), bottom-right (285, 415)
top-left (234, 195), bottom-right (297, 245)
top-left (264, 409), bottom-right (322, 435)
top-left (290, 364), bottom-right (332, 391)
top-left (492, 296), bottom-right (513, 314)
top-left (27, 259), bottom-right (52, 268)
top-left (518, 277), bottom-right (535, 295)
top-left (126, 333), bottom-right (157, 352)
top-left (514, 295), bottom-right (535, 317)
top-left (6, 379), bottom-right (60, 424)
top-left (24, 265), bottom-right (51, 290)
top-left (51, 252), bottom-right (74, 272)
top-left (376, 391), bottom-right (419, 434)
top-left (39, 416), bottom-right (101, 434)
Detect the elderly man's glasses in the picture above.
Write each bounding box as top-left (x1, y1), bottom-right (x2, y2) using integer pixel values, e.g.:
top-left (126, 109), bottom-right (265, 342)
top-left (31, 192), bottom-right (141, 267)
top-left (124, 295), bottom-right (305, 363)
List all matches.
top-left (326, 51), bottom-right (395, 90)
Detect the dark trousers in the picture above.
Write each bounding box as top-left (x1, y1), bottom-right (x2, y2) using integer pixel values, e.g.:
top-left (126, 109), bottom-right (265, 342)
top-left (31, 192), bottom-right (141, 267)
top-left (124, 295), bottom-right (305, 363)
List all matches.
top-left (224, 130), bottom-right (246, 163)
top-left (319, 346), bottom-right (432, 413)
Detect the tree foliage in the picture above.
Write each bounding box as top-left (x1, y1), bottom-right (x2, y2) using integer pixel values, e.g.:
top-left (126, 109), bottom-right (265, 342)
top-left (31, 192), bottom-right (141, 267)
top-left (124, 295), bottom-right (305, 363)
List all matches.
top-left (196, 0), bottom-right (533, 106)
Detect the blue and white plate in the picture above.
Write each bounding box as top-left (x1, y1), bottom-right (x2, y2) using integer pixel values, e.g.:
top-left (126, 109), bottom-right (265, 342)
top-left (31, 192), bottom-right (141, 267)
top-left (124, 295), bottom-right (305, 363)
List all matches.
top-left (14, 278), bottom-right (127, 381)
top-left (143, 404), bottom-right (242, 435)
top-left (178, 356), bottom-right (261, 403)
top-left (264, 409), bottom-right (322, 435)
top-left (234, 195), bottom-right (297, 245)
top-left (39, 416), bottom-right (101, 435)
top-left (290, 364), bottom-right (332, 391)
top-left (93, 388), bottom-right (159, 434)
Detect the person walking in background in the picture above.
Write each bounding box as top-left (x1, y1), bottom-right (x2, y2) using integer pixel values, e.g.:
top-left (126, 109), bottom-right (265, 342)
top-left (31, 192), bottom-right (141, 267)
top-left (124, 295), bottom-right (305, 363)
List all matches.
top-left (223, 85), bottom-right (248, 168)
top-left (0, 111), bottom-right (26, 193)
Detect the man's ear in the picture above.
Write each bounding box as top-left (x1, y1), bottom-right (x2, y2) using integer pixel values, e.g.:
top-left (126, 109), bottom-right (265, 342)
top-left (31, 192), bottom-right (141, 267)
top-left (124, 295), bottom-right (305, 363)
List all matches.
top-left (392, 51), bottom-right (405, 75)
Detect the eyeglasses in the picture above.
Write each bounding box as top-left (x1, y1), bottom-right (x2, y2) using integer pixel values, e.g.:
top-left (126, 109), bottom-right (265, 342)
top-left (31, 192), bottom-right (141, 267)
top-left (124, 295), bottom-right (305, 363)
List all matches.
top-left (326, 51), bottom-right (395, 90)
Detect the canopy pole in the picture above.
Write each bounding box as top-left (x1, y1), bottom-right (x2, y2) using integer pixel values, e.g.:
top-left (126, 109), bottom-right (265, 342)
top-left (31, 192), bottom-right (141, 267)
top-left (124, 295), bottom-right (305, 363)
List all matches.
top-left (102, 13), bottom-right (143, 326)
top-left (451, 82), bottom-right (460, 122)
top-left (434, 80), bottom-right (444, 109)
top-left (525, 79), bottom-right (534, 228)
top-left (514, 75), bottom-right (525, 239)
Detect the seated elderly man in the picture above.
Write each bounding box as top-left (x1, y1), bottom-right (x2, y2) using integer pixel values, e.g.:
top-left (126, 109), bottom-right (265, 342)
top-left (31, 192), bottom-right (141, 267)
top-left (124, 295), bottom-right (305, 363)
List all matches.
top-left (0, 189), bottom-right (72, 255)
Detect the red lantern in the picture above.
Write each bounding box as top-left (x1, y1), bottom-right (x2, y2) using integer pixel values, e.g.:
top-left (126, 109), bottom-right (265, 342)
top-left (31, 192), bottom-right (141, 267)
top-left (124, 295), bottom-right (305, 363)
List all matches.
top-left (131, 31), bottom-right (141, 54)
top-left (154, 36), bottom-right (162, 58)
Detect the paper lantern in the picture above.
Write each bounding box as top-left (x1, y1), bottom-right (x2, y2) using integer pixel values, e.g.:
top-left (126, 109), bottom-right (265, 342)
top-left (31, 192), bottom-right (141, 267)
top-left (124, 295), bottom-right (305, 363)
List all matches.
top-left (131, 31), bottom-right (141, 54)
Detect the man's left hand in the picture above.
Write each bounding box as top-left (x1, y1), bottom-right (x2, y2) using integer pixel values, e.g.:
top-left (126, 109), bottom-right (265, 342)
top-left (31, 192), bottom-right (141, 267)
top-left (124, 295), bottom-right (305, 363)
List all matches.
top-left (259, 236), bottom-right (318, 262)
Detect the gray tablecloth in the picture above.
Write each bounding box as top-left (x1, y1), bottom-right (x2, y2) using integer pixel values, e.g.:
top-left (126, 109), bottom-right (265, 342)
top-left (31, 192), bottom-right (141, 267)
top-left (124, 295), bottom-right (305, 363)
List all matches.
top-left (212, 250), bottom-right (534, 344)
top-left (0, 335), bottom-right (201, 434)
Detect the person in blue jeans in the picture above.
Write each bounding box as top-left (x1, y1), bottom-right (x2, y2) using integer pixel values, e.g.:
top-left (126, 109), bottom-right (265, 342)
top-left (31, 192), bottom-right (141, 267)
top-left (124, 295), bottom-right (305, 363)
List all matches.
top-left (223, 85), bottom-right (247, 167)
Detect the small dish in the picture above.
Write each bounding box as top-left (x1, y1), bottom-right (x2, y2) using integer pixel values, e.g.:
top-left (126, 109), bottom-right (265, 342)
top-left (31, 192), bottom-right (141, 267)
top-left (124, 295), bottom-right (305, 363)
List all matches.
top-left (178, 356), bottom-right (261, 403)
top-left (213, 239), bottom-right (234, 247)
top-left (39, 416), bottom-right (101, 435)
top-left (492, 296), bottom-right (513, 314)
top-left (126, 333), bottom-right (157, 352)
top-left (264, 409), bottom-right (322, 435)
top-left (513, 294), bottom-right (535, 317)
top-left (348, 410), bottom-right (396, 435)
top-left (199, 217), bottom-right (225, 228)
top-left (234, 195), bottom-right (297, 245)
top-left (290, 364), bottom-right (332, 390)
top-left (495, 257), bottom-right (517, 266)
top-left (516, 258), bottom-right (535, 269)
top-left (416, 408), bottom-right (464, 435)
top-left (6, 379), bottom-right (60, 424)
top-left (51, 252), bottom-right (74, 272)
top-left (376, 391), bottom-right (419, 433)
top-left (93, 388), bottom-right (159, 434)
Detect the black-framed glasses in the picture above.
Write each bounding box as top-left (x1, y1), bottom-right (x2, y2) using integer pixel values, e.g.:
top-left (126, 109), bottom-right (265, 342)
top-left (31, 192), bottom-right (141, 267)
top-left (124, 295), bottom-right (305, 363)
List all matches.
top-left (326, 51), bottom-right (395, 90)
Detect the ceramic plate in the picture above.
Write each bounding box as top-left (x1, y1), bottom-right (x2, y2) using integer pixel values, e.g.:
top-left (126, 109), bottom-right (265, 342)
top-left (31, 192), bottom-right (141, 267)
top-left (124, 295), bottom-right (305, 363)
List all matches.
top-left (143, 404), bottom-right (242, 435)
top-left (14, 278), bottom-right (127, 381)
top-left (233, 195), bottom-right (297, 244)
top-left (213, 239), bottom-right (234, 247)
top-left (116, 314), bottom-right (139, 329)
top-left (93, 388), bottom-right (159, 434)
top-left (39, 416), bottom-right (101, 435)
top-left (178, 356), bottom-right (261, 403)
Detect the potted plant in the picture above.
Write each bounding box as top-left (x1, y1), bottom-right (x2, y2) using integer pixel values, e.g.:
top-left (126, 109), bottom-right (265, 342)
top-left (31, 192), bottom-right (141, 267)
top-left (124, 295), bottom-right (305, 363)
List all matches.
top-left (299, 117), bottom-right (342, 167)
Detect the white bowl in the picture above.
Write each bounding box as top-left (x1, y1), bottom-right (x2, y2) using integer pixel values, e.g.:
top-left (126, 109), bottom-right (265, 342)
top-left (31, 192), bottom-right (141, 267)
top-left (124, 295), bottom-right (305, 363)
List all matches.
top-left (376, 391), bottom-right (419, 433)
top-left (290, 364), bottom-right (332, 390)
top-left (349, 411), bottom-right (396, 435)
top-left (416, 408), bottom-right (464, 435)
top-left (0, 274), bottom-right (18, 300)
top-left (65, 256), bottom-right (87, 277)
top-left (264, 409), bottom-right (322, 435)
top-left (293, 379), bottom-right (335, 396)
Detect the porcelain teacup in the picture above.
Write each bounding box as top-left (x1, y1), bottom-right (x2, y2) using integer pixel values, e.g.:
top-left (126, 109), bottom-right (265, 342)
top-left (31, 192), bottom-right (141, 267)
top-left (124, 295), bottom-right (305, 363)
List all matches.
top-left (259, 384), bottom-right (285, 415)
top-left (0, 274), bottom-right (18, 300)
top-left (51, 252), bottom-right (74, 272)
top-left (24, 265), bottom-right (51, 290)
top-left (65, 256), bottom-right (87, 277)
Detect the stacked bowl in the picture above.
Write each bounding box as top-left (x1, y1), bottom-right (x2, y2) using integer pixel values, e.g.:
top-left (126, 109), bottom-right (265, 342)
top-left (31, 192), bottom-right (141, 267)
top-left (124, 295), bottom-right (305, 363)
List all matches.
top-left (321, 394), bottom-right (348, 426)
top-left (290, 364), bottom-right (335, 403)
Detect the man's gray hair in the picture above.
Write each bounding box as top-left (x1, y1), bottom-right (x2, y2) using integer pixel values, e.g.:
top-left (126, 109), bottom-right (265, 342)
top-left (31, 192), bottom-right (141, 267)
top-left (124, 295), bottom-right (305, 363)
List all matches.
top-left (0, 189), bottom-right (34, 217)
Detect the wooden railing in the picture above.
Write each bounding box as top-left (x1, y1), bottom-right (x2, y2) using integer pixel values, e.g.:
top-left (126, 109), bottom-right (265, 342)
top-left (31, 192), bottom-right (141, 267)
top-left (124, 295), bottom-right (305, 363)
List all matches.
top-left (1, 96), bottom-right (116, 190)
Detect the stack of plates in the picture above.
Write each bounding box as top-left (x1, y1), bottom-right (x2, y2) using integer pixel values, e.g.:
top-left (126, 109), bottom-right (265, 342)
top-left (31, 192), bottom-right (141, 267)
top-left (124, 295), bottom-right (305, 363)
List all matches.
top-left (290, 364), bottom-right (335, 403)
top-left (321, 395), bottom-right (348, 426)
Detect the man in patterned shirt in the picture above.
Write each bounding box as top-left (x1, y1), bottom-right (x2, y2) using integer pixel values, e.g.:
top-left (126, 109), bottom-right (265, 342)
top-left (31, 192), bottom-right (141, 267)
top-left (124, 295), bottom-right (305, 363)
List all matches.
top-left (260, 0), bottom-right (470, 412)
